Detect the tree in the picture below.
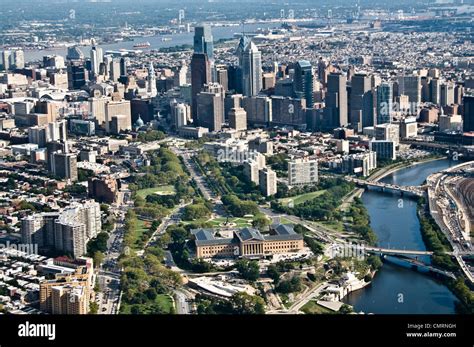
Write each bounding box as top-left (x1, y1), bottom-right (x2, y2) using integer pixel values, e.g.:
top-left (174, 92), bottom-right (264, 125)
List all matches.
top-left (236, 259), bottom-right (260, 282)
top-left (230, 292), bottom-right (265, 314)
top-left (252, 215), bottom-right (270, 231)
top-left (87, 232), bottom-right (109, 255)
top-left (93, 251), bottom-right (104, 268)
top-left (182, 204), bottom-right (211, 221)
top-left (89, 302), bottom-right (99, 314)
top-left (266, 264), bottom-right (281, 283)
top-left (338, 304), bottom-right (353, 314)
top-left (275, 276), bottom-right (302, 294)
top-left (367, 255), bottom-right (383, 271)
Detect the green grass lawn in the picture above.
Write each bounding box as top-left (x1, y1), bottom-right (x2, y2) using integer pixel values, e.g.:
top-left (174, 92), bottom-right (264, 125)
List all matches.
top-left (279, 217), bottom-right (295, 225)
top-left (317, 220), bottom-right (345, 233)
top-left (136, 185), bottom-right (176, 199)
top-left (120, 294), bottom-right (174, 314)
top-left (155, 294), bottom-right (174, 313)
top-left (279, 190), bottom-right (327, 207)
top-left (301, 300), bottom-right (333, 314)
top-left (130, 219), bottom-right (151, 249)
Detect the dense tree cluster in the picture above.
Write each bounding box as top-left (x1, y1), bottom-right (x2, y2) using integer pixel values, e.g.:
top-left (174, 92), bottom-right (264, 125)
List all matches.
top-left (235, 259), bottom-right (260, 282)
top-left (119, 251), bottom-right (182, 314)
top-left (273, 178), bottom-right (354, 221)
top-left (196, 292), bottom-right (265, 315)
top-left (222, 194), bottom-right (260, 217)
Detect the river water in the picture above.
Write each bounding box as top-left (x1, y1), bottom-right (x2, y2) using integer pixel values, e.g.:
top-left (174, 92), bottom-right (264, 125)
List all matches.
top-left (24, 22), bottom-right (293, 62)
top-left (344, 159), bottom-right (461, 314)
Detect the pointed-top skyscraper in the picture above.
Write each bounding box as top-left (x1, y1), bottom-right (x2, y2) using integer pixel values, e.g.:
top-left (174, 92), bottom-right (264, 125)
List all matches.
top-left (241, 39), bottom-right (262, 97)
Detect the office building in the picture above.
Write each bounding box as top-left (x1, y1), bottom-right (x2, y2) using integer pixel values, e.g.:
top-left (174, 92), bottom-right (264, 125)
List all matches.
top-left (294, 60), bottom-right (314, 107)
top-left (440, 82), bottom-right (455, 107)
top-left (271, 96), bottom-right (306, 128)
top-left (375, 123), bottom-right (400, 145)
top-left (324, 72), bottom-right (348, 130)
top-left (67, 63), bottom-right (87, 90)
top-left (398, 75), bottom-right (421, 104)
top-left (400, 116), bottom-right (418, 138)
top-left (463, 95), bottom-right (474, 132)
top-left (196, 83), bottom-right (224, 131)
top-left (191, 53), bottom-right (212, 119)
top-left (241, 40), bottom-right (262, 97)
top-left (350, 73), bottom-right (373, 131)
top-left (170, 102), bottom-right (190, 128)
top-left (193, 24), bottom-right (214, 59)
top-left (110, 114), bottom-right (132, 134)
top-left (376, 82), bottom-right (393, 125)
top-left (105, 99), bottom-right (131, 133)
top-left (369, 140), bottom-right (396, 160)
top-left (66, 46), bottom-right (84, 61)
top-left (228, 107), bottom-right (247, 131)
top-left (147, 62), bottom-right (157, 97)
top-left (242, 96), bottom-right (272, 126)
top-left (90, 44), bottom-right (103, 78)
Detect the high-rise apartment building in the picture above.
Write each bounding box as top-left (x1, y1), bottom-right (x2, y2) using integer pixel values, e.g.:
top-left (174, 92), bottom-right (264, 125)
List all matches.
top-left (259, 168), bottom-right (277, 197)
top-left (288, 158), bottom-right (319, 186)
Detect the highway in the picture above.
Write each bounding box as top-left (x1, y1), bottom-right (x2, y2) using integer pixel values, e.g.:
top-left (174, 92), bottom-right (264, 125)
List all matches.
top-left (426, 161), bottom-right (474, 284)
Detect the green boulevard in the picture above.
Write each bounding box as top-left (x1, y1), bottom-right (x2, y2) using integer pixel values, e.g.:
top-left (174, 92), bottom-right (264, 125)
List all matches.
top-left (89, 144), bottom-right (472, 314)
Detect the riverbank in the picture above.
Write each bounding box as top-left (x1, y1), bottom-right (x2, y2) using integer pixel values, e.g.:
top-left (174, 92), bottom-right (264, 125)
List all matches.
top-left (369, 155), bottom-right (447, 183)
top-left (345, 158), bottom-right (461, 314)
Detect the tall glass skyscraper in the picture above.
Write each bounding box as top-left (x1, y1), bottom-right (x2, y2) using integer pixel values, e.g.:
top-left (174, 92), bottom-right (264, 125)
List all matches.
top-left (193, 24), bottom-right (214, 60)
top-left (294, 60), bottom-right (314, 107)
top-left (241, 40), bottom-right (262, 97)
top-left (376, 82), bottom-right (393, 125)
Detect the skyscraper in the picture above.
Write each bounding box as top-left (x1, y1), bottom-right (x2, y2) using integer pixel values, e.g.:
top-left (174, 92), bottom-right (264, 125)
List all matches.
top-left (90, 43), bottom-right (103, 78)
top-left (193, 24), bottom-right (214, 60)
top-left (191, 53), bottom-right (212, 119)
top-left (196, 83), bottom-right (224, 131)
top-left (440, 82), bottom-right (455, 107)
top-left (463, 94), bottom-right (474, 132)
top-left (1, 50), bottom-right (11, 70)
top-left (323, 72), bottom-right (348, 130)
top-left (228, 107), bottom-right (247, 131)
top-left (398, 74), bottom-right (421, 104)
top-left (376, 82), bottom-right (393, 125)
top-left (294, 60), bottom-right (314, 107)
top-left (350, 73), bottom-right (372, 131)
top-left (241, 40), bottom-right (262, 97)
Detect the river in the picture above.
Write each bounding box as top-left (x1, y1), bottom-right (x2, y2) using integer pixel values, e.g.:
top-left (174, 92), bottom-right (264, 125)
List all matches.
top-left (23, 22), bottom-right (306, 63)
top-left (344, 158), bottom-right (461, 314)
